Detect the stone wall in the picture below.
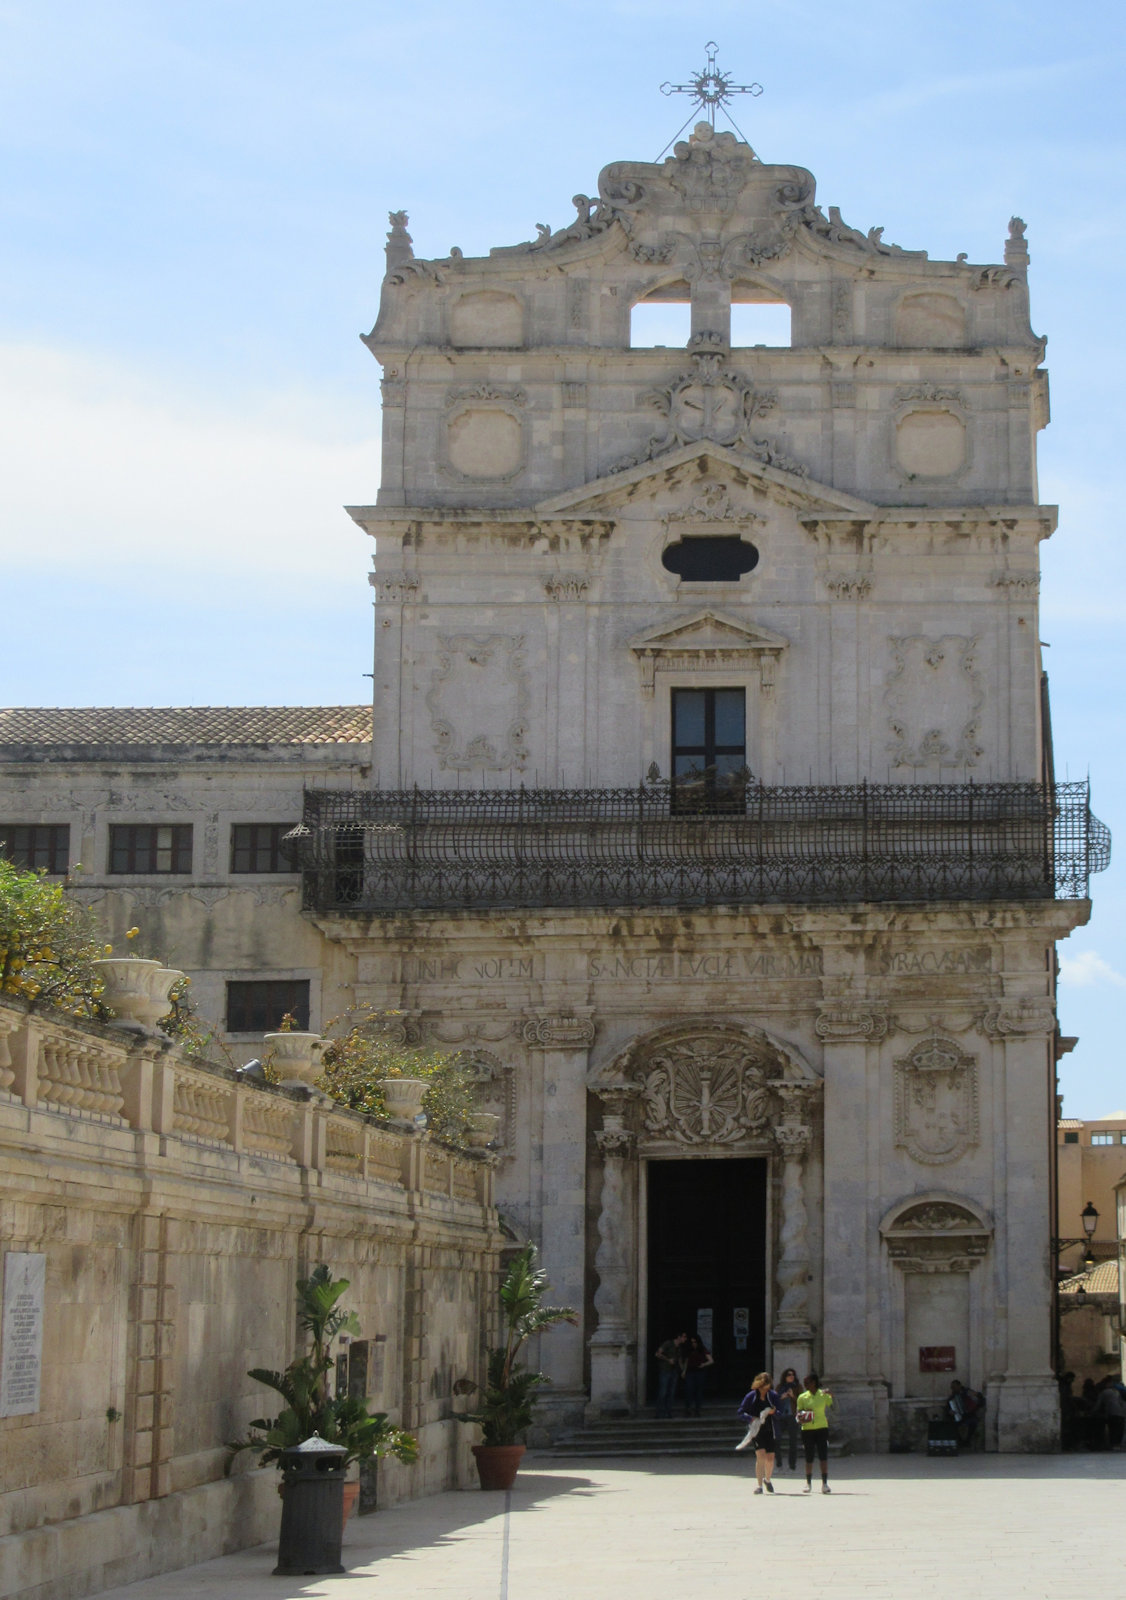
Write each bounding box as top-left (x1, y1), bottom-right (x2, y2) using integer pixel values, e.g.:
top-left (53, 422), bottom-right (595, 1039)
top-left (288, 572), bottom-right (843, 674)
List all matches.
top-left (0, 996), bottom-right (500, 1600)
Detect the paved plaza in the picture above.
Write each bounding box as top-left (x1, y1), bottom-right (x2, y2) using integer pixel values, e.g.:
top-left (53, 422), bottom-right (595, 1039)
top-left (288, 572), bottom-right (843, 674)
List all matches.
top-left (94, 1452), bottom-right (1124, 1600)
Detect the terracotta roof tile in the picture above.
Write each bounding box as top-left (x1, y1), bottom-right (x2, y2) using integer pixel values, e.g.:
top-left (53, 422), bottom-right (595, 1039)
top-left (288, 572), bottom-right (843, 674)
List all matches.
top-left (0, 706), bottom-right (372, 747)
top-left (1059, 1259), bottom-right (1120, 1295)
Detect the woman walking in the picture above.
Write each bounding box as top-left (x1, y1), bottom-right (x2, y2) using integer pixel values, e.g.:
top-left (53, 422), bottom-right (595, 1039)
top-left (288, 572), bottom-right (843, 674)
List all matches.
top-left (796, 1372), bottom-right (834, 1494)
top-left (736, 1371), bottom-right (780, 1494)
top-left (774, 1367), bottom-right (800, 1472)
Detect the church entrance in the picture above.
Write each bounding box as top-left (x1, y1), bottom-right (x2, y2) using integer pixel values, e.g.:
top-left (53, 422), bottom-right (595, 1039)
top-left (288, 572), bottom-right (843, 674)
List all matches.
top-left (645, 1157), bottom-right (767, 1402)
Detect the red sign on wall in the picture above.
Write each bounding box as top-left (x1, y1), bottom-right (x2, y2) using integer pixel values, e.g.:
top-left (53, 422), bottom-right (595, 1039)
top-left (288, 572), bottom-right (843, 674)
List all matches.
top-left (919, 1346), bottom-right (956, 1372)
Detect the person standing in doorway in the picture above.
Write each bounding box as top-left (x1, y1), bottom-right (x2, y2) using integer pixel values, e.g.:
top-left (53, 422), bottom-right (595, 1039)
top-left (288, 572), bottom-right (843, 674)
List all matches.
top-left (774, 1367), bottom-right (801, 1472)
top-left (682, 1334), bottom-right (714, 1416)
top-left (654, 1332), bottom-right (686, 1419)
top-left (796, 1372), bottom-right (834, 1493)
top-left (736, 1372), bottom-right (780, 1494)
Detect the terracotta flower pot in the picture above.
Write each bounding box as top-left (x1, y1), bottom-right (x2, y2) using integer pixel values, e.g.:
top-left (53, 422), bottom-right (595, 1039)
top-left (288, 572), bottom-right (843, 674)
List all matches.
top-left (341, 1480), bottom-right (360, 1526)
top-left (472, 1443), bottom-right (525, 1490)
top-left (91, 958), bottom-right (184, 1031)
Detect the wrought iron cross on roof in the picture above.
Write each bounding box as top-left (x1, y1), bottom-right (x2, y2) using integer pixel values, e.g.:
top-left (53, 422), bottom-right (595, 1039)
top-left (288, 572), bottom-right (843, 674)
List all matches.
top-left (659, 40), bottom-right (762, 152)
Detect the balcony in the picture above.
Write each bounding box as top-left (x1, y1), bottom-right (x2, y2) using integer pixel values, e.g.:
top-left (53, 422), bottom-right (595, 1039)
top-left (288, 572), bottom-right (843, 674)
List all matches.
top-left (291, 779), bottom-right (1110, 918)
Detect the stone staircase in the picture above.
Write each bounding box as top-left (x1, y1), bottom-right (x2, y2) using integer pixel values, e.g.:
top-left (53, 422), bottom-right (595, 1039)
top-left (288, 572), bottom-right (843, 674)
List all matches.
top-left (535, 1405), bottom-right (852, 1460)
top-left (536, 1406), bottom-right (749, 1459)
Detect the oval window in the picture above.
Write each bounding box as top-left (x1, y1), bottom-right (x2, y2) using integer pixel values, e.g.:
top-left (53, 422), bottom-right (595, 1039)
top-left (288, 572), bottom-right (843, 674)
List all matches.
top-left (661, 537), bottom-right (759, 582)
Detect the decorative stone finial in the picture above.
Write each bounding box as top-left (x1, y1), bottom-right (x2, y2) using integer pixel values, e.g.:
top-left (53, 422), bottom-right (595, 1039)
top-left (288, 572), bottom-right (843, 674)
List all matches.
top-left (1004, 215), bottom-right (1029, 269)
top-left (385, 210), bottom-right (414, 275)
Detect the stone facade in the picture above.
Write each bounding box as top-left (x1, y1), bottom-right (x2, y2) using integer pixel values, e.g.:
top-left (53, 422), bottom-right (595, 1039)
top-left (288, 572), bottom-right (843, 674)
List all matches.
top-left (0, 122), bottom-right (1109, 1462)
top-left (0, 995), bottom-right (499, 1600)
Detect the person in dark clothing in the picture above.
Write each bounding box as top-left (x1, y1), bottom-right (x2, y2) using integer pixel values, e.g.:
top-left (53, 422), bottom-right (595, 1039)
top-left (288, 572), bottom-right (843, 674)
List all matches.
top-left (774, 1366), bottom-right (800, 1471)
top-left (736, 1371), bottom-right (780, 1495)
top-left (654, 1332), bottom-right (686, 1418)
top-left (681, 1334), bottom-right (714, 1416)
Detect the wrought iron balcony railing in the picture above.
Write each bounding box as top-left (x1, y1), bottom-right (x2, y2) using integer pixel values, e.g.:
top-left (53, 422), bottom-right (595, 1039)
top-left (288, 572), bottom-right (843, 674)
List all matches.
top-left (290, 779), bottom-right (1110, 917)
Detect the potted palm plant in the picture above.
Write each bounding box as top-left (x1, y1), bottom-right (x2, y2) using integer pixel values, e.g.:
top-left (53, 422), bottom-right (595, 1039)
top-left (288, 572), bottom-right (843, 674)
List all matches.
top-left (456, 1243), bottom-right (576, 1490)
top-left (226, 1265), bottom-right (417, 1521)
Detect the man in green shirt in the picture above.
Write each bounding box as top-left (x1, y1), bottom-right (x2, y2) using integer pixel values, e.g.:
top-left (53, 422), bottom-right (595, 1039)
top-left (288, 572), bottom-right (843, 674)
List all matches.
top-left (796, 1372), bottom-right (834, 1493)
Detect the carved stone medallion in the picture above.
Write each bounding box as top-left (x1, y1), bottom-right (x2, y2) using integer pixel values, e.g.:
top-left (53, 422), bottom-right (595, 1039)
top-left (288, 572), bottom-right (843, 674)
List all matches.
top-left (641, 1034), bottom-right (773, 1145)
top-left (893, 1035), bottom-right (979, 1165)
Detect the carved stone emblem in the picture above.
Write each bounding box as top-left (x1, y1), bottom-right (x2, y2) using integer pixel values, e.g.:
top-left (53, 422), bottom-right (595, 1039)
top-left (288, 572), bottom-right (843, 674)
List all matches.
top-left (884, 634), bottom-right (984, 769)
top-left (980, 1001), bottom-right (1055, 1039)
top-left (641, 1034), bottom-right (773, 1145)
top-left (894, 1035), bottom-right (979, 1165)
top-left (615, 340), bottom-right (804, 477)
top-left (426, 634), bottom-right (530, 772)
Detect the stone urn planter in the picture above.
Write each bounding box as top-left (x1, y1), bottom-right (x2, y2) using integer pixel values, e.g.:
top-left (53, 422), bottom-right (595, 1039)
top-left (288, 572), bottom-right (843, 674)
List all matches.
top-left (341, 1479), bottom-right (360, 1525)
top-left (263, 1032), bottom-right (323, 1087)
top-left (465, 1111), bottom-right (501, 1149)
top-left (471, 1443), bottom-right (525, 1491)
top-left (91, 958), bottom-right (184, 1032)
top-left (378, 1077), bottom-right (427, 1123)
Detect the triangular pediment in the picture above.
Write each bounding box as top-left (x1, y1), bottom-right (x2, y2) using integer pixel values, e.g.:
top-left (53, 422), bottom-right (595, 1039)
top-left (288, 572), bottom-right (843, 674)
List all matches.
top-left (629, 609), bottom-right (789, 656)
top-left (536, 442), bottom-right (874, 520)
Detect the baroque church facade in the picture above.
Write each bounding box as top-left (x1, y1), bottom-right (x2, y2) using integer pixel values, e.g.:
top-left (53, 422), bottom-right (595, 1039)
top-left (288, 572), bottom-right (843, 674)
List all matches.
top-left (1, 121), bottom-right (1108, 1451)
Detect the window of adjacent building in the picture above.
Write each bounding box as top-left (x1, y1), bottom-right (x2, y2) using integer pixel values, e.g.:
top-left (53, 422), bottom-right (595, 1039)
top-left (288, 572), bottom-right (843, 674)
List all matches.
top-left (0, 824), bottom-right (70, 875)
top-left (225, 979), bottom-right (310, 1034)
top-left (1062, 1131), bottom-right (1079, 1144)
top-left (671, 688), bottom-right (747, 811)
top-left (230, 823), bottom-right (297, 874)
top-left (108, 824), bottom-right (192, 875)
top-left (1090, 1131), bottom-right (1115, 1145)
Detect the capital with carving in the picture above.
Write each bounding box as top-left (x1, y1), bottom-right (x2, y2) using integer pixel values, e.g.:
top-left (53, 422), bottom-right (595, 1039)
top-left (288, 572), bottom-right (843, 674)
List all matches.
top-left (523, 1013), bottom-right (596, 1048)
top-left (979, 1000), bottom-right (1055, 1040)
top-left (596, 1125), bottom-right (635, 1157)
top-left (774, 1121), bottom-right (812, 1160)
top-left (815, 1004), bottom-right (888, 1042)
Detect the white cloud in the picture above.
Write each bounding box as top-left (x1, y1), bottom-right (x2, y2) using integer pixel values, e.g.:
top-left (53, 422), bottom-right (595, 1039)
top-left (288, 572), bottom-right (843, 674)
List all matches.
top-left (1057, 950), bottom-right (1126, 989)
top-left (0, 343), bottom-right (379, 586)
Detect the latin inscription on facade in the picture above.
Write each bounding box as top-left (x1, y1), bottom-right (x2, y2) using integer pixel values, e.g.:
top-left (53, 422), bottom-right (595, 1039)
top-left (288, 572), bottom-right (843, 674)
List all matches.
top-left (875, 947), bottom-right (991, 977)
top-left (0, 1252), bottom-right (45, 1418)
top-left (587, 951), bottom-right (822, 981)
top-left (402, 955), bottom-right (541, 983)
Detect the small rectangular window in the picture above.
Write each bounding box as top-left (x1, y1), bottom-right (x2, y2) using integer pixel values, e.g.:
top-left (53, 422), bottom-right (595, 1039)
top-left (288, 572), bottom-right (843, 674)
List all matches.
top-left (1091, 1132), bottom-right (1114, 1145)
top-left (1062, 1131), bottom-right (1079, 1144)
top-left (109, 824), bottom-right (193, 875)
top-left (226, 979), bottom-right (310, 1033)
top-left (230, 823), bottom-right (297, 874)
top-left (671, 687), bottom-right (747, 813)
top-left (0, 824), bottom-right (70, 875)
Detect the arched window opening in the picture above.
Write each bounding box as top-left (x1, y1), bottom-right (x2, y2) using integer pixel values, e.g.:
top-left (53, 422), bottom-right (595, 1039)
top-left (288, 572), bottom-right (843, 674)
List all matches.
top-left (631, 284), bottom-right (692, 348)
top-left (730, 300), bottom-right (791, 348)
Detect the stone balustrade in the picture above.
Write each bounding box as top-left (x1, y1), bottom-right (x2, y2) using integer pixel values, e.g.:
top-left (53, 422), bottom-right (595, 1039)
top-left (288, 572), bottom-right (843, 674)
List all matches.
top-left (0, 993), bottom-right (493, 1204)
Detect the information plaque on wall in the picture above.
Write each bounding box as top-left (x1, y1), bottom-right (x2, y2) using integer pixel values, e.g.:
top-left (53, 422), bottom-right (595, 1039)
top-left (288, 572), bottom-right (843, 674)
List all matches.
top-left (919, 1345), bottom-right (956, 1373)
top-left (1, 1252), bottom-right (45, 1417)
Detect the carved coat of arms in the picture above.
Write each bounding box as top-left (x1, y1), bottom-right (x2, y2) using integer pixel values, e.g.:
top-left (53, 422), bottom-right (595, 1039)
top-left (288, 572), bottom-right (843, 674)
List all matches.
top-left (641, 1035), bottom-right (772, 1145)
top-left (893, 1036), bottom-right (979, 1165)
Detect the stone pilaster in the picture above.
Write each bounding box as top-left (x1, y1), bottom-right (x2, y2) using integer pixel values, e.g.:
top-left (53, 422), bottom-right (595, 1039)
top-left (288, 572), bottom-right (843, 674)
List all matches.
top-left (771, 1089), bottom-right (814, 1381)
top-left (588, 1090), bottom-right (637, 1416)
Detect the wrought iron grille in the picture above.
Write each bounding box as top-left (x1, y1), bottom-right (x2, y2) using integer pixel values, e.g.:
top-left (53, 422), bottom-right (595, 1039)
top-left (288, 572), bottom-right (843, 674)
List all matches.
top-left (292, 780), bottom-right (1110, 917)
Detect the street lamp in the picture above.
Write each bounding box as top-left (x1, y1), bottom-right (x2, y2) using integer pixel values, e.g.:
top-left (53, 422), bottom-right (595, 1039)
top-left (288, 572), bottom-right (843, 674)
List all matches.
top-left (1080, 1200), bottom-right (1099, 1240)
top-left (1054, 1201), bottom-right (1100, 1257)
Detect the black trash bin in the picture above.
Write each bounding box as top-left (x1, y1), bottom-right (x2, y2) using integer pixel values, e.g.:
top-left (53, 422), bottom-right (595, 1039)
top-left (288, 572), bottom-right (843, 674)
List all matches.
top-left (274, 1433), bottom-right (347, 1576)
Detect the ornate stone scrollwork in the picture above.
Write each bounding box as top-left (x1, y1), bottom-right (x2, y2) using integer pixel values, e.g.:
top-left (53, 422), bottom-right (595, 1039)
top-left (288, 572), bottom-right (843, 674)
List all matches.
top-left (543, 574), bottom-right (590, 602)
top-left (815, 1004), bottom-right (888, 1042)
top-left (884, 634), bottom-right (984, 769)
top-left (641, 1033), bottom-right (774, 1145)
top-left (881, 1197), bottom-right (991, 1274)
top-left (455, 1046), bottom-right (516, 1156)
top-left (523, 1014), bottom-right (596, 1048)
top-left (979, 1000), bottom-right (1056, 1039)
top-left (893, 1035), bottom-right (979, 1165)
top-left (426, 633), bottom-right (530, 772)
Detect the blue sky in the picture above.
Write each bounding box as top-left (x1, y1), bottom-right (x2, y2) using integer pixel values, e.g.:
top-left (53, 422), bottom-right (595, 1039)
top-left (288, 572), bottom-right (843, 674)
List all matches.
top-left (2, 2), bottom-right (1124, 1115)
